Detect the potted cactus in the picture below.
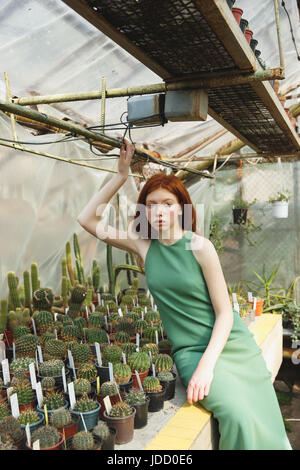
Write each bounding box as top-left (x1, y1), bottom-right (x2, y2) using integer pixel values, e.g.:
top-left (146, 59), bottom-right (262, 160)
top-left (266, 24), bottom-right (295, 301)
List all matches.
top-left (37, 358), bottom-right (69, 386)
top-left (142, 343), bottom-right (159, 361)
top-left (113, 363), bottom-right (133, 393)
top-left (92, 421), bottom-right (116, 450)
top-left (18, 409), bottom-right (44, 434)
top-left (15, 333), bottom-right (40, 358)
top-left (269, 190), bottom-right (292, 218)
top-left (50, 408), bottom-right (79, 440)
top-left (103, 401), bottom-right (136, 445)
top-left (128, 351), bottom-right (151, 388)
top-left (95, 344), bottom-right (123, 385)
top-left (124, 388), bottom-right (150, 429)
top-left (12, 376), bottom-right (36, 412)
top-left (142, 376), bottom-right (166, 412)
top-left (70, 393), bottom-right (100, 431)
top-left (97, 381), bottom-right (121, 421)
top-left (154, 353), bottom-right (174, 374)
top-left (158, 339), bottom-right (172, 356)
top-left (10, 357), bottom-right (36, 378)
top-left (37, 390), bottom-right (68, 417)
top-left (70, 430), bottom-right (101, 450)
top-left (26, 425), bottom-right (64, 450)
top-left (0, 415), bottom-right (26, 450)
top-left (157, 371), bottom-right (177, 401)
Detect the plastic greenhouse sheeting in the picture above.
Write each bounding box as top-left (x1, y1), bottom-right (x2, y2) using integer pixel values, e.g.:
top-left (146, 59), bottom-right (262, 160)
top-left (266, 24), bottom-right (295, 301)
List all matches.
top-left (0, 0), bottom-right (300, 298)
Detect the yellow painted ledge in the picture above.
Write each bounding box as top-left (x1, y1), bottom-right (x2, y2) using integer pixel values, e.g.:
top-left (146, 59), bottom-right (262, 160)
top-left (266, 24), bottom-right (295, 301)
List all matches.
top-left (145, 313), bottom-right (282, 450)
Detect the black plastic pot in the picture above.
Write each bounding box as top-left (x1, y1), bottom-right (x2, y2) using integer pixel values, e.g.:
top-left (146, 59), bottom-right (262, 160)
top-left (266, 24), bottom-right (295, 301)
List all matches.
top-left (232, 208), bottom-right (248, 225)
top-left (99, 427), bottom-right (116, 450)
top-left (37, 368), bottom-right (70, 387)
top-left (132, 396), bottom-right (150, 429)
top-left (158, 372), bottom-right (177, 401)
top-left (255, 49), bottom-right (261, 59)
top-left (250, 38), bottom-right (258, 52)
top-left (226, 0), bottom-right (235, 9)
top-left (239, 18), bottom-right (249, 33)
top-left (95, 363), bottom-right (110, 384)
top-left (118, 377), bottom-right (133, 394)
top-left (146, 385), bottom-right (166, 412)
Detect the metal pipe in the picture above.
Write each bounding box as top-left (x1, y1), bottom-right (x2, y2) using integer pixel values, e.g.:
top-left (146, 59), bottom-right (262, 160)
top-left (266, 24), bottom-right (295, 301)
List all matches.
top-left (273, 0), bottom-right (285, 77)
top-left (12, 69), bottom-right (284, 106)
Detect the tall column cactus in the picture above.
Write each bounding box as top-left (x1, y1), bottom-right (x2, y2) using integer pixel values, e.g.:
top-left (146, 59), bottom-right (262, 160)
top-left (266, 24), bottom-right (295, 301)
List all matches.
top-left (7, 271), bottom-right (21, 310)
top-left (30, 263), bottom-right (39, 298)
top-left (73, 233), bottom-right (86, 286)
top-left (23, 270), bottom-right (31, 310)
top-left (0, 299), bottom-right (8, 333)
top-left (92, 260), bottom-right (100, 293)
top-left (66, 241), bottom-right (75, 286)
top-left (61, 276), bottom-right (68, 309)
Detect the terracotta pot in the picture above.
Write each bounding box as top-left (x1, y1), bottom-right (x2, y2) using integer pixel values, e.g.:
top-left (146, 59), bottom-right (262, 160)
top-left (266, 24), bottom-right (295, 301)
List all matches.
top-left (26, 432), bottom-right (64, 450)
top-left (103, 407), bottom-right (136, 445)
top-left (3, 330), bottom-right (13, 347)
top-left (97, 393), bottom-right (121, 421)
top-left (19, 399), bottom-right (37, 413)
top-left (250, 299), bottom-right (264, 316)
top-left (56, 415), bottom-right (79, 440)
top-left (232, 7), bottom-right (243, 25)
top-left (131, 369), bottom-right (149, 389)
top-left (245, 29), bottom-right (254, 44)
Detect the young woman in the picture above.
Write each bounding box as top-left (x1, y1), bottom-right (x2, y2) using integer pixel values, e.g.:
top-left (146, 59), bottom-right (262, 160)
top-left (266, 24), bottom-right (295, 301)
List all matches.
top-left (77, 139), bottom-right (292, 450)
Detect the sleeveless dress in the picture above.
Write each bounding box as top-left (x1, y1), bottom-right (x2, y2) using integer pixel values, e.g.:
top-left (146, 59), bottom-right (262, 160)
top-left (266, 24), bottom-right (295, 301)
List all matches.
top-left (145, 230), bottom-right (292, 450)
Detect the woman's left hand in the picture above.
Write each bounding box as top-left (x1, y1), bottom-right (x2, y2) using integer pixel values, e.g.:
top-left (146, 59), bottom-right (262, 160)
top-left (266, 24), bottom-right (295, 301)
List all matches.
top-left (186, 364), bottom-right (214, 404)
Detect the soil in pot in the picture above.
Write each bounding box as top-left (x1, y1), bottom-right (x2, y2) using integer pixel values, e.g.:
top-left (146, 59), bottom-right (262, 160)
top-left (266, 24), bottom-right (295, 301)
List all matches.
top-left (103, 407), bottom-right (136, 445)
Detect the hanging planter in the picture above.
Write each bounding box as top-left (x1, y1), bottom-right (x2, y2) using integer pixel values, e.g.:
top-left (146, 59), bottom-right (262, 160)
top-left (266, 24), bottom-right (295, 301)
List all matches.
top-left (268, 191), bottom-right (291, 219)
top-left (232, 196), bottom-right (254, 225)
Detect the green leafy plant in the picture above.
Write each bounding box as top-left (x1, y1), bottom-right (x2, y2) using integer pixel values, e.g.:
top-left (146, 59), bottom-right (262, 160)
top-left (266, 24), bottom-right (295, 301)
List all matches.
top-left (209, 215), bottom-right (227, 254)
top-left (245, 262), bottom-right (282, 308)
top-left (228, 215), bottom-right (262, 246)
top-left (268, 190), bottom-right (292, 204)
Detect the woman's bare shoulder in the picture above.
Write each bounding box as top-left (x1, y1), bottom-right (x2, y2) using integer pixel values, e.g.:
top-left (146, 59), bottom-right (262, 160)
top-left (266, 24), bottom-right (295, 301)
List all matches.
top-left (189, 232), bottom-right (216, 263)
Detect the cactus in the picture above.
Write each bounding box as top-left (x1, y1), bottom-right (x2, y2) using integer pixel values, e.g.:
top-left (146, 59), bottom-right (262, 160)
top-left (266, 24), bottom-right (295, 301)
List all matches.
top-left (68, 284), bottom-right (87, 320)
top-left (22, 308), bottom-right (31, 327)
top-left (125, 252), bottom-right (133, 285)
top-left (7, 271), bottom-right (21, 309)
top-left (10, 357), bottom-right (35, 373)
top-left (120, 295), bottom-right (134, 308)
top-left (12, 379), bottom-right (35, 405)
top-left (101, 293), bottom-right (114, 302)
top-left (65, 241), bottom-right (75, 286)
top-left (125, 388), bottom-right (147, 405)
top-left (18, 409), bottom-right (41, 426)
top-left (61, 276), bottom-right (69, 309)
top-left (131, 306), bottom-right (144, 316)
top-left (73, 233), bottom-right (86, 285)
top-left (132, 277), bottom-right (139, 290)
top-left (72, 393), bottom-right (98, 412)
top-left (0, 402), bottom-right (11, 421)
top-left (77, 363), bottom-right (97, 382)
top-left (70, 343), bottom-right (92, 367)
top-left (61, 324), bottom-right (80, 342)
top-left (43, 391), bottom-right (65, 411)
top-left (144, 326), bottom-right (159, 343)
top-left (32, 288), bottom-right (54, 312)
top-left (23, 270), bottom-right (31, 309)
top-left (157, 371), bottom-right (174, 381)
top-left (138, 297), bottom-right (151, 307)
top-left (15, 334), bottom-right (39, 358)
top-left (158, 339), bottom-right (172, 350)
top-left (83, 288), bottom-right (93, 308)
top-left (113, 363), bottom-right (132, 384)
top-left (128, 351), bottom-right (151, 373)
top-left (100, 381), bottom-right (119, 397)
top-left (102, 345), bottom-right (122, 366)
top-left (31, 425), bottom-right (61, 449)
top-left (142, 343), bottom-right (159, 360)
top-left (39, 359), bottom-right (64, 377)
top-left (18, 284), bottom-right (25, 307)
top-left (142, 376), bottom-right (162, 393)
top-left (88, 313), bottom-right (104, 329)
top-left (134, 319), bottom-right (148, 334)
top-left (41, 376), bottom-right (56, 391)
top-left (72, 430), bottom-right (94, 450)
top-left (144, 309), bottom-right (160, 324)
top-left (114, 330), bottom-right (130, 344)
top-left (125, 312), bottom-right (139, 324)
top-left (92, 422), bottom-right (110, 441)
top-left (50, 408), bottom-right (72, 428)
top-left (95, 305), bottom-right (107, 315)
top-left (44, 339), bottom-right (66, 360)
top-left (84, 328), bottom-right (108, 345)
top-left (92, 260), bottom-right (100, 293)
top-left (116, 318), bottom-right (133, 336)
top-left (154, 354), bottom-right (173, 373)
top-left (0, 416), bottom-right (24, 441)
top-left (12, 325), bottom-right (31, 339)
top-left (36, 311), bottom-right (54, 333)
top-left (0, 299), bottom-right (8, 333)
top-left (124, 288), bottom-right (138, 298)
top-left (73, 378), bottom-right (91, 396)
top-left (109, 401), bottom-right (133, 418)
top-left (120, 342), bottom-right (137, 361)
top-left (30, 263), bottom-right (39, 299)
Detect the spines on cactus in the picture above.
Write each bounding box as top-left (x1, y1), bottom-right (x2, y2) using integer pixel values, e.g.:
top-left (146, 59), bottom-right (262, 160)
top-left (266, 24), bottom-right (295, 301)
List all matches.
top-left (124, 388), bottom-right (147, 405)
top-left (113, 363), bottom-right (132, 384)
top-left (43, 390), bottom-right (65, 411)
top-left (92, 422), bottom-right (110, 441)
top-left (109, 401), bottom-right (133, 418)
top-left (142, 376), bottom-right (162, 393)
top-left (39, 359), bottom-right (64, 377)
top-left (154, 354), bottom-right (173, 373)
top-left (77, 363), bottom-right (97, 382)
top-left (0, 415), bottom-right (24, 441)
top-left (0, 299), bottom-right (8, 334)
top-left (31, 425), bottom-right (61, 449)
top-left (18, 410), bottom-right (41, 426)
top-left (100, 381), bottom-right (119, 397)
top-left (128, 351), bottom-right (151, 373)
top-left (72, 430), bottom-right (95, 450)
top-left (73, 378), bottom-right (91, 396)
top-left (50, 408), bottom-right (72, 428)
top-left (72, 393), bottom-right (98, 412)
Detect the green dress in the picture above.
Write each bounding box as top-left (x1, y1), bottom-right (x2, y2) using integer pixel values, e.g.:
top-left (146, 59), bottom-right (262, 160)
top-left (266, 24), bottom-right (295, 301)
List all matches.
top-left (145, 230), bottom-right (292, 450)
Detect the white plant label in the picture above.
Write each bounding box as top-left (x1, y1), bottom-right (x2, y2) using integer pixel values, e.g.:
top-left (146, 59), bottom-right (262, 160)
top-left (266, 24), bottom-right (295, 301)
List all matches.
top-left (68, 350), bottom-right (75, 370)
top-left (33, 439), bottom-right (40, 450)
top-left (12, 342), bottom-right (15, 361)
top-left (103, 396), bottom-right (112, 415)
top-left (35, 382), bottom-right (43, 409)
top-left (0, 341), bottom-right (5, 362)
top-left (155, 330), bottom-right (159, 346)
top-left (141, 311), bottom-right (144, 320)
top-left (10, 393), bottom-right (20, 419)
top-left (104, 315), bottom-right (108, 329)
top-left (85, 306), bottom-right (89, 319)
top-left (152, 363), bottom-right (156, 377)
top-left (154, 305), bottom-right (157, 312)
top-left (25, 423), bottom-right (31, 448)
top-left (148, 351), bottom-right (153, 364)
top-left (97, 293), bottom-right (101, 305)
top-left (144, 306), bottom-right (147, 313)
top-left (147, 289), bottom-right (150, 298)
top-left (6, 387), bottom-right (14, 399)
top-left (135, 370), bottom-right (143, 391)
top-left (253, 297), bottom-right (257, 310)
top-left (68, 382), bottom-right (76, 410)
top-left (136, 333), bottom-right (140, 348)
top-left (54, 329), bottom-right (58, 340)
top-left (232, 293), bottom-right (237, 303)
top-left (107, 332), bottom-right (111, 345)
top-left (29, 362), bottom-right (37, 390)
top-left (118, 308), bottom-right (123, 317)
top-left (108, 362), bottom-right (114, 382)
top-left (80, 412), bottom-right (88, 432)
top-left (122, 352), bottom-right (126, 364)
top-left (248, 292), bottom-right (253, 302)
top-left (54, 312), bottom-right (58, 321)
top-left (1, 359), bottom-right (10, 385)
top-left (31, 318), bottom-right (37, 335)
top-left (91, 303), bottom-right (95, 313)
top-left (37, 345), bottom-right (43, 363)
top-left (233, 302), bottom-right (240, 313)
top-left (62, 366), bottom-right (67, 393)
top-left (160, 326), bottom-right (164, 340)
top-left (150, 295), bottom-right (154, 308)
top-left (65, 307), bottom-right (69, 314)
top-left (95, 342), bottom-right (102, 366)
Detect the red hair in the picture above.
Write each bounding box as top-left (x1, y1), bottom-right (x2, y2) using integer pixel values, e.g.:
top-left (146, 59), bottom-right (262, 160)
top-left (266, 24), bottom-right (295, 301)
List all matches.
top-left (132, 174), bottom-right (200, 239)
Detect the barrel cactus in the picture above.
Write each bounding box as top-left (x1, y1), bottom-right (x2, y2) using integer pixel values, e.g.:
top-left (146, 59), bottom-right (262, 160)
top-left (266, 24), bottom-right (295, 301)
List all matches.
top-left (114, 330), bottom-right (130, 344)
top-left (124, 388), bottom-right (147, 405)
top-left (144, 309), bottom-right (160, 324)
top-left (108, 401), bottom-right (133, 418)
top-left (125, 312), bottom-right (139, 323)
top-left (120, 295), bottom-right (134, 308)
top-left (128, 351), bottom-right (151, 373)
top-left (0, 402), bottom-right (11, 421)
top-left (61, 324), bottom-right (80, 342)
top-left (144, 326), bottom-right (159, 343)
top-left (12, 378), bottom-right (35, 405)
top-left (73, 316), bottom-right (87, 334)
top-left (102, 344), bottom-right (122, 366)
top-left (0, 415), bottom-right (24, 442)
top-left (50, 408), bottom-right (72, 428)
top-left (72, 393), bottom-right (98, 412)
top-left (73, 378), bottom-right (91, 396)
top-left (39, 359), bottom-right (65, 377)
top-left (142, 376), bottom-right (162, 393)
top-left (44, 339), bottom-right (66, 360)
top-left (100, 381), bottom-right (119, 397)
top-left (68, 284), bottom-right (87, 320)
top-left (88, 313), bottom-right (104, 329)
top-left (92, 422), bottom-right (110, 441)
top-left (18, 409), bottom-right (41, 426)
top-left (10, 357), bottom-right (35, 373)
top-left (77, 363), bottom-right (97, 382)
top-left (113, 363), bottom-right (132, 384)
top-left (157, 371), bottom-right (174, 381)
top-left (41, 376), bottom-right (56, 392)
top-left (84, 328), bottom-right (108, 345)
top-left (154, 354), bottom-right (173, 373)
top-left (36, 310), bottom-right (54, 333)
top-left (15, 334), bottom-right (39, 358)
top-left (32, 288), bottom-right (54, 312)
top-left (43, 391), bottom-right (65, 411)
top-left (158, 339), bottom-right (172, 350)
top-left (72, 430), bottom-right (95, 450)
top-left (70, 343), bottom-right (92, 366)
top-left (120, 342), bottom-right (137, 361)
top-left (115, 318), bottom-right (133, 336)
top-left (31, 425), bottom-right (61, 448)
top-left (13, 325), bottom-right (31, 339)
top-left (142, 343), bottom-right (159, 360)
top-left (133, 319), bottom-right (148, 334)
